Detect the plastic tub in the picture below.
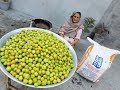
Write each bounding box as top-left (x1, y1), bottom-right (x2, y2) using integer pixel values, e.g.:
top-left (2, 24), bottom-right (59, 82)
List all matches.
top-left (0, 27), bottom-right (77, 88)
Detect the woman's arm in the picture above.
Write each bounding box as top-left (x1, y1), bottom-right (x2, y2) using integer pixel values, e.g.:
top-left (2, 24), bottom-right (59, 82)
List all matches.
top-left (70, 29), bottom-right (82, 46)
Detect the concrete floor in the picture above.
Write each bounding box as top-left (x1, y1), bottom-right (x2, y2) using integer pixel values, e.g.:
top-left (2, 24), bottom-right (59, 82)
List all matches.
top-left (0, 0), bottom-right (120, 89)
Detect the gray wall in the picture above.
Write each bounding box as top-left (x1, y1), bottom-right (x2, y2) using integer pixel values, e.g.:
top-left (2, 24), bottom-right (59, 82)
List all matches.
top-left (11, 0), bottom-right (112, 27)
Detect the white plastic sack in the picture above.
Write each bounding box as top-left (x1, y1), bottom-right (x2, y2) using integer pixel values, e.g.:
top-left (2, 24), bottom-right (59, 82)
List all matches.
top-left (76, 37), bottom-right (120, 82)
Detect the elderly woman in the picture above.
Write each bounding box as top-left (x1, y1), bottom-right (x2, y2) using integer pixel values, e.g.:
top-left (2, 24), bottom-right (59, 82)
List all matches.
top-left (59, 12), bottom-right (84, 46)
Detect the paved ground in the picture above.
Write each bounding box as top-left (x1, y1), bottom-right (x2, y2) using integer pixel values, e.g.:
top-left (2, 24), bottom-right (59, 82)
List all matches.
top-left (0, 0), bottom-right (120, 89)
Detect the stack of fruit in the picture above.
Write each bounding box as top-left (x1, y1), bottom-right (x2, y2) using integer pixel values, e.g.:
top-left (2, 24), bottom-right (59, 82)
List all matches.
top-left (0, 30), bottom-right (74, 87)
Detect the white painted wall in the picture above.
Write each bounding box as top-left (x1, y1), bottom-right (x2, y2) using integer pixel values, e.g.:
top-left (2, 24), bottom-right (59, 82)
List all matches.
top-left (11, 0), bottom-right (113, 27)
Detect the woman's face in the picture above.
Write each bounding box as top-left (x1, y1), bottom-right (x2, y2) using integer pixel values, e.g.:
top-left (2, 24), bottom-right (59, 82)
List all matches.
top-left (72, 13), bottom-right (81, 23)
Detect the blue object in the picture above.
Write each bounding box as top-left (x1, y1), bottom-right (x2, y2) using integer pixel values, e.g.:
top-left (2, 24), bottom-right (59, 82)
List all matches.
top-left (92, 55), bottom-right (103, 68)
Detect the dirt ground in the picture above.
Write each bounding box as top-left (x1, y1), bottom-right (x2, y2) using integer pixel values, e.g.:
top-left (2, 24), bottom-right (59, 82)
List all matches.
top-left (0, 0), bottom-right (120, 89)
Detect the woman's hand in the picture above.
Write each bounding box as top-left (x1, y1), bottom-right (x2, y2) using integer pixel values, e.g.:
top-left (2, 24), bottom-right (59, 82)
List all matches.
top-left (59, 33), bottom-right (64, 37)
top-left (70, 38), bottom-right (79, 46)
top-left (68, 41), bottom-right (74, 46)
top-left (70, 43), bottom-right (75, 46)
